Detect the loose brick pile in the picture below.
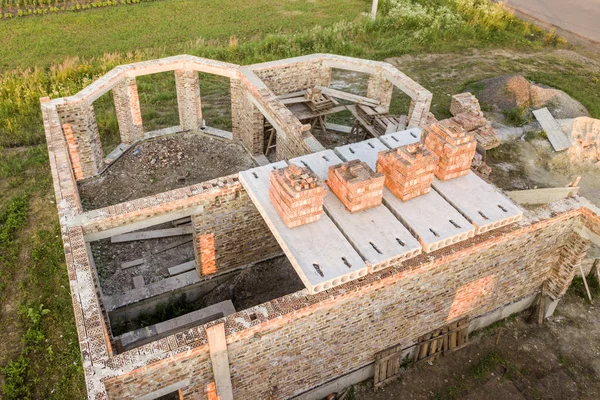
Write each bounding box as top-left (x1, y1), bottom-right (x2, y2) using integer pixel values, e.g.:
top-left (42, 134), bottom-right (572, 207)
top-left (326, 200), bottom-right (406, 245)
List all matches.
top-left (450, 93), bottom-right (500, 150)
top-left (425, 119), bottom-right (477, 181)
top-left (327, 160), bottom-right (385, 213)
top-left (376, 143), bottom-right (437, 201)
top-left (269, 164), bottom-right (326, 228)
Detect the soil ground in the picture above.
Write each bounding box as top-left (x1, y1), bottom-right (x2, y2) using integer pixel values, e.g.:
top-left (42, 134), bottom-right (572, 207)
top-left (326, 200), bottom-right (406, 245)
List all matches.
top-left (90, 222), bottom-right (195, 296)
top-left (78, 131), bottom-right (256, 210)
top-left (352, 291), bottom-right (600, 400)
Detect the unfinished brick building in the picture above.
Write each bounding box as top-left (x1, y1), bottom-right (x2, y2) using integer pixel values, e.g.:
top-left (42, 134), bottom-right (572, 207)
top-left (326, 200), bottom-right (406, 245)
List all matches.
top-left (41, 54), bottom-right (600, 400)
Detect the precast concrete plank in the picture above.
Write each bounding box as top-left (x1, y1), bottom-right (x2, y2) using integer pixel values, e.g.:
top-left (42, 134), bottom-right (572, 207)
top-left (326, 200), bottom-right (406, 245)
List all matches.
top-left (336, 140), bottom-right (475, 253)
top-left (432, 172), bottom-right (523, 234)
top-left (379, 127), bottom-right (422, 149)
top-left (290, 151), bottom-right (421, 271)
top-left (239, 161), bottom-right (367, 294)
top-left (335, 138), bottom-right (388, 171)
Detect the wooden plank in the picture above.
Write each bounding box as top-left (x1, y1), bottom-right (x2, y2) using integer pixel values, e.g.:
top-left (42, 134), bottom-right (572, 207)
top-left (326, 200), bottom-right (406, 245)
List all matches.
top-left (281, 97), bottom-right (308, 105)
top-left (275, 90), bottom-right (306, 100)
top-left (168, 260), bottom-right (196, 276)
top-left (346, 105), bottom-right (380, 138)
top-left (316, 86), bottom-right (380, 107)
top-left (206, 323), bottom-right (234, 400)
top-left (152, 237), bottom-right (193, 254)
top-left (506, 186), bottom-right (580, 205)
top-left (292, 105), bottom-right (347, 121)
top-left (121, 258), bottom-right (144, 270)
top-left (171, 216), bottom-right (191, 226)
top-left (532, 107), bottom-right (572, 151)
top-left (325, 123), bottom-right (352, 133)
top-left (111, 226), bottom-right (193, 243)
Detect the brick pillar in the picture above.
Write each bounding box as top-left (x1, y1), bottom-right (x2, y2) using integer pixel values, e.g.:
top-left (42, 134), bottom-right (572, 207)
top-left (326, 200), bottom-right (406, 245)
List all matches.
top-left (56, 102), bottom-right (104, 179)
top-left (367, 72), bottom-right (393, 112)
top-left (175, 69), bottom-right (202, 131)
top-left (112, 77), bottom-right (144, 144)
top-left (231, 79), bottom-right (264, 155)
top-left (407, 93), bottom-right (432, 128)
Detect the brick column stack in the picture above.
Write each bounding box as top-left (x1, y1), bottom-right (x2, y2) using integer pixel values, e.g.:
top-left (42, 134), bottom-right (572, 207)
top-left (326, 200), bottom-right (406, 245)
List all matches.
top-left (425, 119), bottom-right (477, 181)
top-left (376, 142), bottom-right (438, 201)
top-left (327, 160), bottom-right (385, 213)
top-left (270, 164), bottom-right (326, 228)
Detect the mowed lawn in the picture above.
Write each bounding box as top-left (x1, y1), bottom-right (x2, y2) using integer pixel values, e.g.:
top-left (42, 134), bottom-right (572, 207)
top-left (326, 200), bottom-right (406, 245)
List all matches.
top-left (0, 0), bottom-right (367, 70)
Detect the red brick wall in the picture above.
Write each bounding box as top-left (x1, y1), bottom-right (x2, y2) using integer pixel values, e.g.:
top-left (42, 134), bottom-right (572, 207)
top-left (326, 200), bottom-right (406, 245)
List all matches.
top-left (191, 186), bottom-right (281, 277)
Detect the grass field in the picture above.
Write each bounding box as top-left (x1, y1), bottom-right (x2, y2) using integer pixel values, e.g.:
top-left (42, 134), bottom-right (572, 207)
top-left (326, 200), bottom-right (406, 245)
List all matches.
top-left (0, 0), bottom-right (599, 398)
top-left (0, 0), bottom-right (367, 70)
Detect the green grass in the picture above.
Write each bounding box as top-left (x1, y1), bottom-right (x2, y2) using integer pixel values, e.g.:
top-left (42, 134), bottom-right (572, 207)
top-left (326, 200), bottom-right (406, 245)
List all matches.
top-left (0, 0), bottom-right (368, 71)
top-left (503, 105), bottom-right (530, 126)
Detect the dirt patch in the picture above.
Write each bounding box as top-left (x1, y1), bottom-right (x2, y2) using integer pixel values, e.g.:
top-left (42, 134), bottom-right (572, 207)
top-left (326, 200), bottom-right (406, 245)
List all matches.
top-left (90, 223), bottom-right (195, 296)
top-left (78, 131), bottom-right (255, 210)
top-left (469, 74), bottom-right (588, 119)
top-left (311, 127), bottom-right (365, 149)
top-left (201, 255), bottom-right (303, 312)
top-left (353, 292), bottom-right (600, 400)
top-left (485, 138), bottom-right (600, 206)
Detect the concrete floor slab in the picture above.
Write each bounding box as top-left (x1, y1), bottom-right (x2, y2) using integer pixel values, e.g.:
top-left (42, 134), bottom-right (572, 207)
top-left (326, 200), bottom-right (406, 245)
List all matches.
top-left (335, 138), bottom-right (388, 171)
top-left (290, 151), bottom-right (422, 271)
top-left (379, 127), bottom-right (422, 149)
top-left (239, 162), bottom-right (367, 294)
top-left (335, 140), bottom-right (475, 253)
top-left (432, 173), bottom-right (524, 234)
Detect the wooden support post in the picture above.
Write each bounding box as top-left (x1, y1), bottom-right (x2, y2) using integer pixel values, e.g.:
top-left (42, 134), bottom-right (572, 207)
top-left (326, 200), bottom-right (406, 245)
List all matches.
top-left (535, 280), bottom-right (548, 325)
top-left (371, 0), bottom-right (379, 20)
top-left (579, 263), bottom-right (594, 305)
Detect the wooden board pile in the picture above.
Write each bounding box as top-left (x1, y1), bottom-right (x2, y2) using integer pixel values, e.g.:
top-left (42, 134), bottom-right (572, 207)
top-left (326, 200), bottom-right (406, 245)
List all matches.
top-left (269, 164), bottom-right (326, 228)
top-left (304, 87), bottom-right (333, 113)
top-left (425, 119), bottom-right (477, 181)
top-left (327, 160), bottom-right (385, 213)
top-left (376, 143), bottom-right (438, 201)
top-left (450, 92), bottom-right (500, 150)
top-left (373, 114), bottom-right (407, 136)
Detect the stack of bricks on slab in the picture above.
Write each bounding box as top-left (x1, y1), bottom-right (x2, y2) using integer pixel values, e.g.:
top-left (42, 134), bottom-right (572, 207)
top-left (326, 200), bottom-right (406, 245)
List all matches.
top-left (327, 160), bottom-right (385, 213)
top-left (377, 142), bottom-right (437, 201)
top-left (269, 164), bottom-right (326, 228)
top-left (425, 119), bottom-right (477, 180)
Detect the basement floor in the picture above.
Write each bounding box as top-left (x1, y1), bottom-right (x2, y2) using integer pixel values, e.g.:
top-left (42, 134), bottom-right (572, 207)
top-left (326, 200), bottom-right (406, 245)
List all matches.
top-left (78, 131), bottom-right (256, 210)
top-left (91, 221), bottom-right (195, 296)
top-left (109, 255), bottom-right (303, 336)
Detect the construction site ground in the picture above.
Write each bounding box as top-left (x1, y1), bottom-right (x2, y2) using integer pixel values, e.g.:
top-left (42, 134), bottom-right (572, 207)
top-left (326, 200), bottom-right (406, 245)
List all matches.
top-left (353, 288), bottom-right (600, 400)
top-left (78, 131), bottom-right (256, 210)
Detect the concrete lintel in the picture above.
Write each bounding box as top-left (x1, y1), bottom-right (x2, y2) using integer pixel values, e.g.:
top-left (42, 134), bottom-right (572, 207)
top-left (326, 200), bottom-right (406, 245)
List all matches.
top-left (245, 91), bottom-right (288, 140)
top-left (247, 54), bottom-right (325, 71)
top-left (206, 323), bottom-right (234, 400)
top-left (321, 57), bottom-right (380, 75)
top-left (81, 204), bottom-right (205, 242)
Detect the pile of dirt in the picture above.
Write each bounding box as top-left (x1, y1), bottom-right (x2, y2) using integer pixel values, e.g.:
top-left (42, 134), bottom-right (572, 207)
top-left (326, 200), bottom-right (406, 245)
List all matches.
top-left (78, 131), bottom-right (256, 210)
top-left (471, 75), bottom-right (588, 118)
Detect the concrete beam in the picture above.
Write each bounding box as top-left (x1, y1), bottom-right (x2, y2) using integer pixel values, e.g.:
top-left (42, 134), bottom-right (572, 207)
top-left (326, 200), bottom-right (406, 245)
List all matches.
top-left (206, 323), bottom-right (234, 400)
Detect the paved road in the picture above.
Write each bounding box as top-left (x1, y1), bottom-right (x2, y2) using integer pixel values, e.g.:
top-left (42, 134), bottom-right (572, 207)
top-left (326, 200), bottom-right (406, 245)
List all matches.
top-left (504, 0), bottom-right (600, 43)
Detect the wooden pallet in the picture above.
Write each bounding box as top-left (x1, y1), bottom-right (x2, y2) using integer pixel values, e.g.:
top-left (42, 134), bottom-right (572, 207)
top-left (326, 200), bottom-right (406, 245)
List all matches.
top-left (373, 343), bottom-right (407, 391)
top-left (414, 317), bottom-right (469, 365)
